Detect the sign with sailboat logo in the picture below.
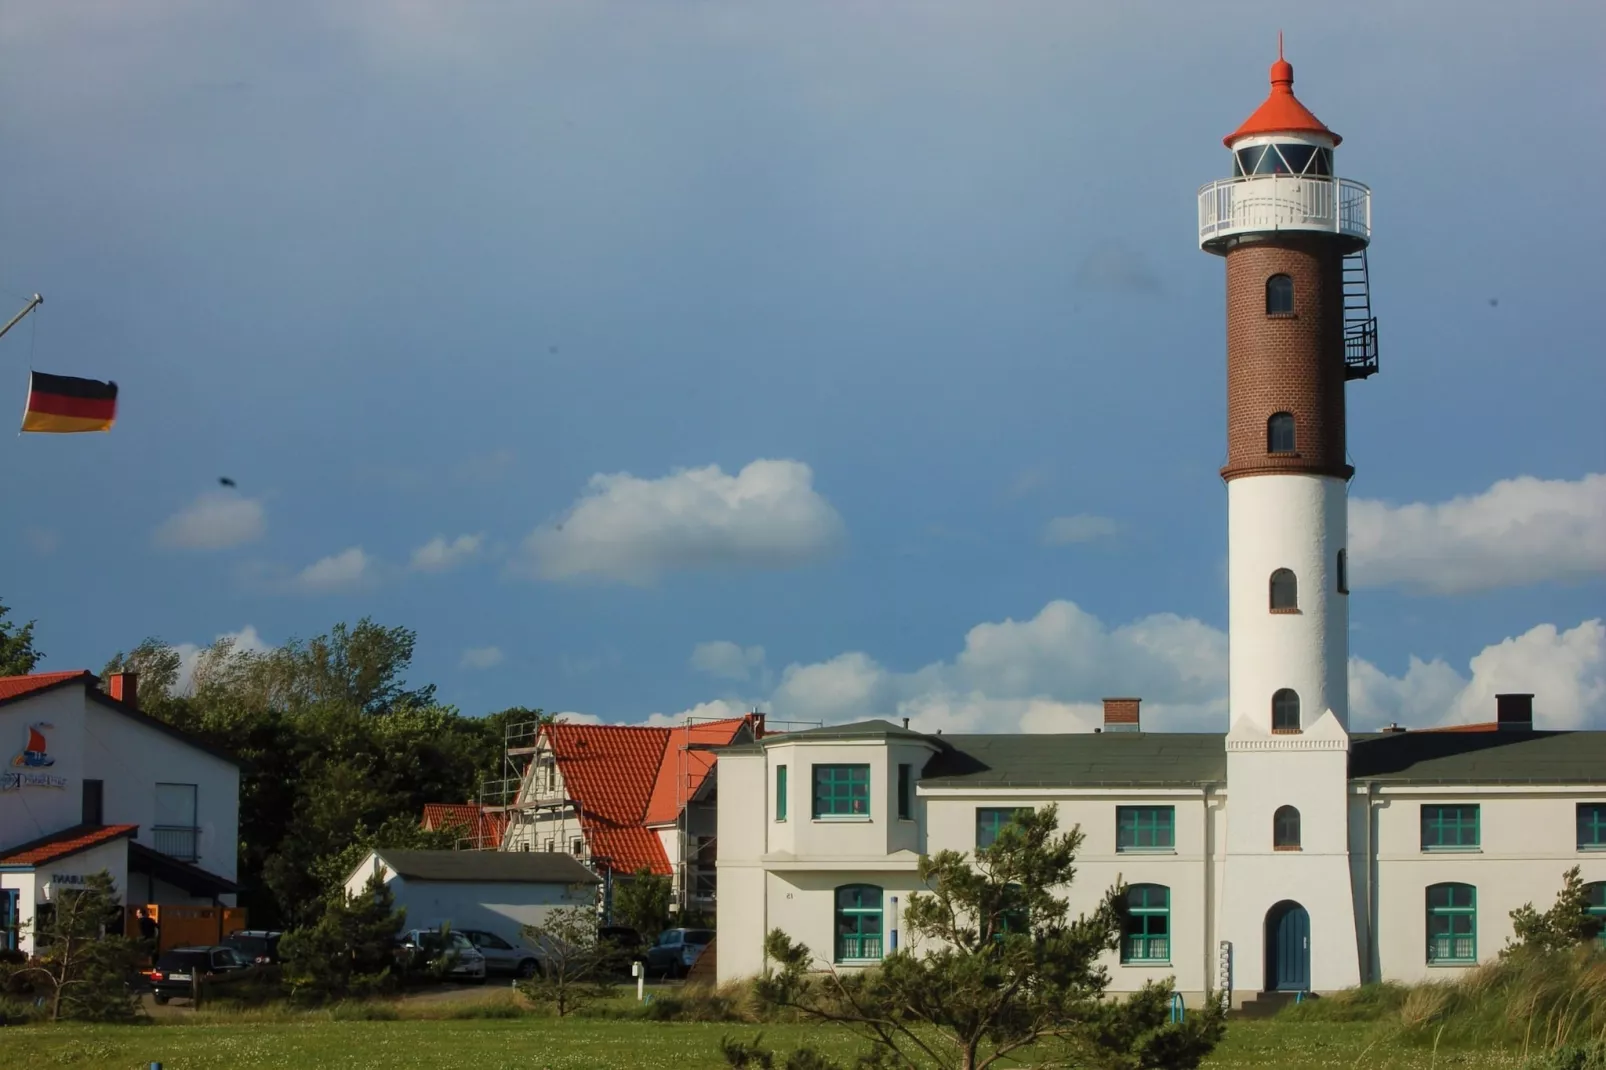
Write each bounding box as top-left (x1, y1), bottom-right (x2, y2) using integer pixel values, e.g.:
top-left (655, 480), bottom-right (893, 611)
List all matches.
top-left (2, 722), bottom-right (68, 791)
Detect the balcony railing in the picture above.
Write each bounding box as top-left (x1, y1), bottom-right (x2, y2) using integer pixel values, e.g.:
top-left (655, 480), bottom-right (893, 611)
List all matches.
top-left (1198, 175), bottom-right (1371, 249)
top-left (153, 825), bottom-right (200, 863)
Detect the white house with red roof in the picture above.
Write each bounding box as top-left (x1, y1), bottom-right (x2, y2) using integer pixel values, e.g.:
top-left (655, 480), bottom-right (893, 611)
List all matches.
top-left (498, 714), bottom-right (762, 915)
top-left (0, 671), bottom-right (240, 954)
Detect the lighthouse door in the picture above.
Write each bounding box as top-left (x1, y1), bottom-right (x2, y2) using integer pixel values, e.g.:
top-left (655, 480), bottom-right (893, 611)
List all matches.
top-left (1266, 901), bottom-right (1310, 992)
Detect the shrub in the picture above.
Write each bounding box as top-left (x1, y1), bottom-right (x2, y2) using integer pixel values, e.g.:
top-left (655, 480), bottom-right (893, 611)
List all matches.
top-left (1279, 982), bottom-right (1409, 1023)
top-left (1393, 944), bottom-right (1606, 1052)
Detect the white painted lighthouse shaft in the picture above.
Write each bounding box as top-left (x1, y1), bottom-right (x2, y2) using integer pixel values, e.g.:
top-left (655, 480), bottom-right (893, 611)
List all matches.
top-left (1227, 474), bottom-right (1349, 733)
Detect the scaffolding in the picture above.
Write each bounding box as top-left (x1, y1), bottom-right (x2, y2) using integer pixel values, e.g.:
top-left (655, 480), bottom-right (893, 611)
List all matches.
top-left (476, 717), bottom-right (583, 855)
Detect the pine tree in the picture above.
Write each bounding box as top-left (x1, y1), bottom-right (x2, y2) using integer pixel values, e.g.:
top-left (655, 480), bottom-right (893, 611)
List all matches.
top-left (279, 872), bottom-right (406, 1002)
top-left (0, 871), bottom-right (142, 1021)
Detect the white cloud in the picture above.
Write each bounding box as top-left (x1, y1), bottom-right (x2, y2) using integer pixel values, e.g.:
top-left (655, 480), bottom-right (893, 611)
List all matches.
top-left (293, 547), bottom-right (372, 592)
top-left (690, 641), bottom-right (767, 681)
top-left (663, 599), bottom-right (1606, 735)
top-left (1041, 514), bottom-right (1121, 546)
top-left (171, 625), bottom-right (273, 695)
top-left (517, 459), bottom-right (845, 584)
top-left (153, 492), bottom-right (265, 550)
top-left (460, 645), bottom-right (504, 670)
top-left (410, 534), bottom-right (483, 572)
top-left (1350, 473), bottom-right (1606, 595)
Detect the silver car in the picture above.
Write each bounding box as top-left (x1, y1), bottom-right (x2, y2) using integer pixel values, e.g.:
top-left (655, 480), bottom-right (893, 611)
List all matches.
top-left (398, 928), bottom-right (487, 983)
top-left (460, 928), bottom-right (543, 979)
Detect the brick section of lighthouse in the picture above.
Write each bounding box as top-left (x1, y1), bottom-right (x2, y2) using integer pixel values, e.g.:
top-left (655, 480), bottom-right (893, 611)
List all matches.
top-left (1221, 236), bottom-right (1353, 483)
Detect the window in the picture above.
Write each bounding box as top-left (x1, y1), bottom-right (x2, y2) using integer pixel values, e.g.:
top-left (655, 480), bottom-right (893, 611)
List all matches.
top-left (1427, 883), bottom-right (1477, 964)
top-left (570, 838), bottom-right (584, 857)
top-left (813, 765), bottom-right (871, 818)
top-left (1269, 569), bottom-right (1298, 611)
top-left (976, 807), bottom-right (1028, 850)
top-left (154, 782), bottom-right (199, 862)
top-left (1586, 883), bottom-right (1606, 946)
top-left (1121, 885), bottom-right (1170, 964)
top-left (471, 931), bottom-right (513, 951)
top-left (1266, 274), bottom-right (1295, 315)
top-left (1, 889), bottom-right (17, 951)
top-left (1267, 412), bottom-right (1296, 453)
top-left (543, 838), bottom-right (554, 852)
top-left (1233, 143), bottom-right (1334, 178)
top-left (1274, 806), bottom-right (1301, 850)
top-left (82, 779), bottom-right (104, 825)
top-left (897, 764), bottom-right (913, 820)
top-left (834, 884), bottom-right (883, 962)
top-left (994, 883), bottom-right (1028, 939)
top-left (1422, 805), bottom-right (1480, 850)
top-left (775, 765), bottom-right (788, 822)
top-left (1272, 689), bottom-right (1301, 732)
top-left (1116, 806), bottom-right (1175, 852)
top-left (1579, 804), bottom-right (1606, 850)
top-left (1337, 549), bottom-right (1348, 594)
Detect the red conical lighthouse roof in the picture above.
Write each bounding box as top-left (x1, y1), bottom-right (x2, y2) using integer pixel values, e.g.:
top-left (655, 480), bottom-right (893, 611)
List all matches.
top-left (1224, 37), bottom-right (1340, 147)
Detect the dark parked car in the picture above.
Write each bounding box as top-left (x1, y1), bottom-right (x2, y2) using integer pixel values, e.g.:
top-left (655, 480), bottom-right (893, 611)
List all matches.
top-left (150, 946), bottom-right (256, 1004)
top-left (222, 929), bottom-right (284, 965)
top-left (644, 928), bottom-right (714, 979)
top-left (459, 929), bottom-right (543, 978)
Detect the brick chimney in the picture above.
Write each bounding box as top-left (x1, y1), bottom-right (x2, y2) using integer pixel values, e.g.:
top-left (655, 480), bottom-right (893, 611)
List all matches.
top-left (1495, 693), bottom-right (1533, 731)
top-left (1102, 697), bottom-right (1141, 733)
top-left (108, 672), bottom-right (139, 710)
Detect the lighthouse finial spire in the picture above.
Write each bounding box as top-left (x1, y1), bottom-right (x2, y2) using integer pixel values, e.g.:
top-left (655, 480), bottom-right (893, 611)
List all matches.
top-left (1278, 30), bottom-right (1283, 60)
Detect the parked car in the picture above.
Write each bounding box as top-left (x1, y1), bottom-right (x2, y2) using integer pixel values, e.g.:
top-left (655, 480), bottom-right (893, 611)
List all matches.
top-left (150, 945), bottom-right (257, 1004)
top-left (222, 929), bottom-right (284, 965)
top-left (597, 925), bottom-right (646, 969)
top-left (396, 927), bottom-right (487, 983)
top-left (459, 929), bottom-right (543, 979)
top-left (644, 928), bottom-right (714, 979)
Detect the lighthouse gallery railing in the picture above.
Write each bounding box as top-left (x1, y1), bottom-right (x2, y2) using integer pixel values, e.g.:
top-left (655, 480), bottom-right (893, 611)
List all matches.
top-left (1198, 175), bottom-right (1371, 245)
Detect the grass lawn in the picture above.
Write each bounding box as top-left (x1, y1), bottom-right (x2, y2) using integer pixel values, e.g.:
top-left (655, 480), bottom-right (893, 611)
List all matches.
top-left (0, 1016), bottom-right (1528, 1070)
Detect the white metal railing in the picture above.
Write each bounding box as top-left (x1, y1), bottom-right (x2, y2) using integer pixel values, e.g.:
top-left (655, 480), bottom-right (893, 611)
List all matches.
top-left (1198, 175), bottom-right (1371, 246)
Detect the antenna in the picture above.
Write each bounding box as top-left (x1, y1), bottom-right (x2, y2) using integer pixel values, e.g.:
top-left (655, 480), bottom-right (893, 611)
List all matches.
top-left (1278, 30), bottom-right (1284, 60)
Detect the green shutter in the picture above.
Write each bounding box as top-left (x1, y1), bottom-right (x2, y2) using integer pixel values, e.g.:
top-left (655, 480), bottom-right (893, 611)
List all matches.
top-left (776, 765), bottom-right (787, 822)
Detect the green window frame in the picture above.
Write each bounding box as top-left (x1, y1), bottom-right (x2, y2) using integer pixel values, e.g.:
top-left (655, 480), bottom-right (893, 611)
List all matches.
top-left (1, 889), bottom-right (17, 951)
top-left (976, 807), bottom-right (1027, 850)
top-left (1121, 884), bottom-right (1170, 964)
top-left (1116, 806), bottom-right (1175, 852)
top-left (813, 764), bottom-right (870, 818)
top-left (775, 765), bottom-right (787, 822)
top-left (834, 884), bottom-right (883, 962)
top-left (1578, 804), bottom-right (1606, 850)
top-left (1427, 883), bottom-right (1477, 964)
top-left (897, 764), bottom-right (913, 820)
top-left (1421, 805), bottom-right (1480, 851)
top-left (1585, 882), bottom-right (1605, 947)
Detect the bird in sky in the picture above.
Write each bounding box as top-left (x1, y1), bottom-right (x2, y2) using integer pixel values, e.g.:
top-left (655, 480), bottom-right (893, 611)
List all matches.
top-left (218, 477), bottom-right (237, 488)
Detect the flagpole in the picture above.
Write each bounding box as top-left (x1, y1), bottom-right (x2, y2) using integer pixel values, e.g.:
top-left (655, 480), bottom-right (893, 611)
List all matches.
top-left (0, 294), bottom-right (43, 345)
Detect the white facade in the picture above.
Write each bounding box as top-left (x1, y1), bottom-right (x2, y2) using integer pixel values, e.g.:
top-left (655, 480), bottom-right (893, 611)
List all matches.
top-left (1, 673), bottom-right (241, 955)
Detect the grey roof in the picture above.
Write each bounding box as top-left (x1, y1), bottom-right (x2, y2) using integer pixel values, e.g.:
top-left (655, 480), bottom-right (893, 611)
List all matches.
top-left (1349, 730), bottom-right (1606, 785)
top-left (721, 719), bottom-right (932, 754)
top-left (921, 733), bottom-right (1229, 788)
top-left (372, 850), bottom-right (601, 885)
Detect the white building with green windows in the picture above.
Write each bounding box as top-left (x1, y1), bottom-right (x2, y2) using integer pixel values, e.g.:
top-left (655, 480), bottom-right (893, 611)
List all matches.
top-left (714, 696), bottom-right (1606, 1003)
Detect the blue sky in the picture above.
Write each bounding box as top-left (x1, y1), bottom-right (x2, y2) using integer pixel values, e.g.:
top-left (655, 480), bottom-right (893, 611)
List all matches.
top-left (2, 1), bottom-right (1602, 732)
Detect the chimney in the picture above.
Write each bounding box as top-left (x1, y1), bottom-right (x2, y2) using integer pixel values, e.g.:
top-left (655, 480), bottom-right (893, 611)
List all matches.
top-left (108, 672), bottom-right (139, 710)
top-left (902, 717), bottom-right (910, 730)
top-left (1102, 697), bottom-right (1141, 733)
top-left (1381, 722), bottom-right (1408, 734)
top-left (1496, 693), bottom-right (1533, 731)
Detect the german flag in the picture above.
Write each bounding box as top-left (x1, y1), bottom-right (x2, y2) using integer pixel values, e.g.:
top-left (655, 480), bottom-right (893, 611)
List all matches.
top-left (21, 371), bottom-right (118, 434)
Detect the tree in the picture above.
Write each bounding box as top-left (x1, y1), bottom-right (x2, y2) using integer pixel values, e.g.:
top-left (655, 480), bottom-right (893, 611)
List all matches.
top-left (0, 597), bottom-right (42, 676)
top-left (613, 867), bottom-right (672, 940)
top-left (1507, 866), bottom-right (1605, 955)
top-left (732, 805), bottom-right (1223, 1070)
top-left (279, 871), bottom-right (407, 1003)
top-left (0, 871), bottom-right (143, 1021)
top-left (518, 901), bottom-right (615, 1017)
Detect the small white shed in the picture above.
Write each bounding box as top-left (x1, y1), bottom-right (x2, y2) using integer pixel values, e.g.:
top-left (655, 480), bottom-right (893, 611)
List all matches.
top-left (344, 849), bottom-right (600, 943)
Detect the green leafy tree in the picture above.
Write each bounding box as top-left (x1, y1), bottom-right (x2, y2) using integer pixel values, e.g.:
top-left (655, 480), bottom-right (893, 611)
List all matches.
top-left (613, 867), bottom-right (672, 940)
top-left (0, 597), bottom-right (42, 676)
top-left (518, 901), bottom-right (615, 1017)
top-left (0, 871), bottom-right (143, 1021)
top-left (1507, 866), bottom-right (1606, 954)
top-left (734, 805), bottom-right (1223, 1070)
top-left (279, 872), bottom-right (407, 1003)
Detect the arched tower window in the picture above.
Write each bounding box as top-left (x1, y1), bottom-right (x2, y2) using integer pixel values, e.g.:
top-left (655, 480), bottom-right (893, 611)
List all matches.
top-left (1273, 806), bottom-right (1301, 850)
top-left (1336, 550), bottom-right (1348, 594)
top-left (1272, 689), bottom-right (1301, 732)
top-left (1266, 274), bottom-right (1294, 315)
top-left (1267, 412), bottom-right (1296, 454)
top-left (1269, 568), bottom-right (1298, 611)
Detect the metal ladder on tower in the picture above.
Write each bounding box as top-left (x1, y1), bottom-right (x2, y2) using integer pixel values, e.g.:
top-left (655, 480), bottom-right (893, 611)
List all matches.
top-left (1342, 249), bottom-right (1379, 380)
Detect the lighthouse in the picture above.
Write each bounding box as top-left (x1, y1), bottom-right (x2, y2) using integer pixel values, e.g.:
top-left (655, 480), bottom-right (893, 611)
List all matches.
top-left (1207, 41), bottom-right (1376, 996)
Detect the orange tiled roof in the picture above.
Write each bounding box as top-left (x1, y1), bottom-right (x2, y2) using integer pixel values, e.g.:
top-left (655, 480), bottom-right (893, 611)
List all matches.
top-left (542, 723), bottom-right (675, 875)
top-left (0, 670), bottom-right (92, 703)
top-left (420, 803), bottom-right (507, 849)
top-left (586, 824), bottom-right (671, 877)
top-left (644, 717), bottom-right (756, 826)
top-left (0, 823), bottom-right (137, 867)
top-left (1225, 51), bottom-right (1340, 147)
top-left (1419, 723), bottom-right (1500, 733)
